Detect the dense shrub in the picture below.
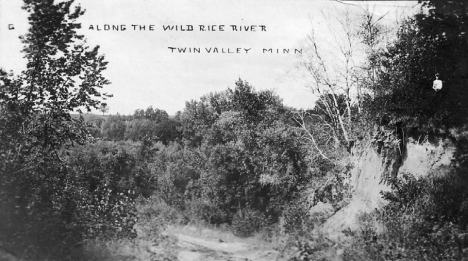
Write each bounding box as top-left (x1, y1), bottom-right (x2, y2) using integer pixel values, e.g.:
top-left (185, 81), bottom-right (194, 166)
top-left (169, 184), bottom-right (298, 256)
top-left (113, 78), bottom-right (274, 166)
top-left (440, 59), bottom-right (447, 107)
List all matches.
top-left (0, 134), bottom-right (156, 259)
top-left (282, 200), bottom-right (313, 235)
top-left (66, 140), bottom-right (155, 199)
top-left (345, 170), bottom-right (468, 260)
top-left (145, 81), bottom-right (312, 237)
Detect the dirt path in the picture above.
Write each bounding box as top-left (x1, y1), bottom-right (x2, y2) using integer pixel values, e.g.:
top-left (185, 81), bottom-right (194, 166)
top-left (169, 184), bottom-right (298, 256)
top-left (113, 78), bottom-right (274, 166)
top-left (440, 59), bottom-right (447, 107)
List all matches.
top-left (175, 233), bottom-right (279, 261)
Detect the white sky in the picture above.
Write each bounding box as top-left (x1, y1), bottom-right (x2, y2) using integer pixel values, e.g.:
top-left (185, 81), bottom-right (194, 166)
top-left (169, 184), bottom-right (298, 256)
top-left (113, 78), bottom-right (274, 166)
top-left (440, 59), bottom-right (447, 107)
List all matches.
top-left (0, 0), bottom-right (420, 115)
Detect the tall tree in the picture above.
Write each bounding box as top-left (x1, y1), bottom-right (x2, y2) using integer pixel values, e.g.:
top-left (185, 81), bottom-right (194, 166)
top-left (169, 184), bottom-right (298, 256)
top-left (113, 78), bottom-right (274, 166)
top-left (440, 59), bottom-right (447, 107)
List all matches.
top-left (296, 8), bottom-right (390, 157)
top-left (1, 0), bottom-right (112, 190)
top-left (17, 0), bottom-right (110, 151)
top-left (0, 0), bottom-right (115, 257)
top-left (366, 0), bottom-right (468, 132)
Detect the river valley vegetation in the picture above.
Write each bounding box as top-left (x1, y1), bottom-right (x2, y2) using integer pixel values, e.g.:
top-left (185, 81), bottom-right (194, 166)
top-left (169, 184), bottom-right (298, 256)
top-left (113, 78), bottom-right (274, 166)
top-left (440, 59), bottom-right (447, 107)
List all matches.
top-left (1, 0), bottom-right (468, 260)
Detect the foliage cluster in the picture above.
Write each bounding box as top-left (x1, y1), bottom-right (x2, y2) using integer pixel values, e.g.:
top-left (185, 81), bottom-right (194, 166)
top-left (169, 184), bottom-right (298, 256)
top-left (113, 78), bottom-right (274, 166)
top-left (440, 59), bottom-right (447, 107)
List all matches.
top-left (285, 2), bottom-right (468, 259)
top-left (341, 2), bottom-right (468, 258)
top-left (77, 199), bottom-right (178, 261)
top-left (345, 169), bottom-right (468, 260)
top-left (0, 123), bottom-right (155, 259)
top-left (148, 80), bottom-right (312, 236)
top-left (0, 1), bottom-right (148, 259)
top-left (364, 0), bottom-right (468, 134)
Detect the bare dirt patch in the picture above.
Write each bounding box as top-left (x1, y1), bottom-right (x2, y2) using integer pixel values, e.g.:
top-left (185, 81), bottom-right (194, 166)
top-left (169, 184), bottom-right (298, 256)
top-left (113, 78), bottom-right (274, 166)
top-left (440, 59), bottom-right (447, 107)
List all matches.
top-left (170, 226), bottom-right (280, 261)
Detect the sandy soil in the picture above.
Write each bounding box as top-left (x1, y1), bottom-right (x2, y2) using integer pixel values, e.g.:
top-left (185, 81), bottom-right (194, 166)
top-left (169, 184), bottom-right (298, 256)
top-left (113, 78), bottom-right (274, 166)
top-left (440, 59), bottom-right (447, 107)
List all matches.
top-left (175, 232), bottom-right (279, 261)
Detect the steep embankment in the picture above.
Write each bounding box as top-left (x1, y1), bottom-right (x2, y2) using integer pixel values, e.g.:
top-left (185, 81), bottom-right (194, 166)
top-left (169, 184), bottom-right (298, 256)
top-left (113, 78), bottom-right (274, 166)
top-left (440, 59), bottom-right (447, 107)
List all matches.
top-left (317, 136), bottom-right (455, 240)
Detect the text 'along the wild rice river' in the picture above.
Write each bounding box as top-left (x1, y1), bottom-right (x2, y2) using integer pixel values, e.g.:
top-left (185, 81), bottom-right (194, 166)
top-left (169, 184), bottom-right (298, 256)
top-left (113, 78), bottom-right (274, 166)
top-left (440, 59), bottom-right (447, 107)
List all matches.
top-left (88, 24), bottom-right (267, 32)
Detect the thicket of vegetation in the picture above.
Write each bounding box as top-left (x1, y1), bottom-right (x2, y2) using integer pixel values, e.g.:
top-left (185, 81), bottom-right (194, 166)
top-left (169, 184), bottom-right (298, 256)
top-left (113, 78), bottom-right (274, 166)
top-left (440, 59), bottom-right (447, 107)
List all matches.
top-left (348, 3), bottom-right (468, 258)
top-left (364, 0), bottom-right (468, 135)
top-left (291, 1), bottom-right (468, 260)
top-left (0, 0), bottom-right (467, 260)
top-left (84, 80), bottom-right (313, 237)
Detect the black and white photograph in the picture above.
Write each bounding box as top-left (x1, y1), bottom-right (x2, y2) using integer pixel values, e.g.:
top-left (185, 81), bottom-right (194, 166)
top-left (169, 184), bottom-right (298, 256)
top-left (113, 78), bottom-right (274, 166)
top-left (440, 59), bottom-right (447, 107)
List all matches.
top-left (0, 0), bottom-right (467, 260)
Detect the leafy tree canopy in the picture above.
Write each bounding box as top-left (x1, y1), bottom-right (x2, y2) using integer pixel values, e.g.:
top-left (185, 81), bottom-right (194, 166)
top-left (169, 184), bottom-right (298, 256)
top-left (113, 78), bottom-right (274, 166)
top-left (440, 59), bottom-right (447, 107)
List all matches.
top-left (366, 0), bottom-right (468, 133)
top-left (1, 0), bottom-right (111, 152)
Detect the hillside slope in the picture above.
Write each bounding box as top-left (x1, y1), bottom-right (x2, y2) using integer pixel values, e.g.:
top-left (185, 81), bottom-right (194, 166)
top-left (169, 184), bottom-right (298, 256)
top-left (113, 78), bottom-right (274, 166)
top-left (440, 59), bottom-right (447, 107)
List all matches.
top-left (316, 136), bottom-right (455, 240)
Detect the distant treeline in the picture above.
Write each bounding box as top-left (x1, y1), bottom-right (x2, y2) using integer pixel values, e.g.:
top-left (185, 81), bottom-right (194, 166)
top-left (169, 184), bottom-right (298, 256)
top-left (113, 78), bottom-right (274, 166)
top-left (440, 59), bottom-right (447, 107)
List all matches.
top-left (86, 107), bottom-right (181, 144)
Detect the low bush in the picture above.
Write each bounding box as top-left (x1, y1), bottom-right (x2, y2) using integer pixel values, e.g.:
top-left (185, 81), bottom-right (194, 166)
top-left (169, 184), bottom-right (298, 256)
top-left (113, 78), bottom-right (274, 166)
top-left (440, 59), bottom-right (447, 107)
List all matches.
top-left (232, 208), bottom-right (268, 238)
top-left (0, 139), bottom-right (158, 260)
top-left (282, 200), bottom-right (314, 236)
